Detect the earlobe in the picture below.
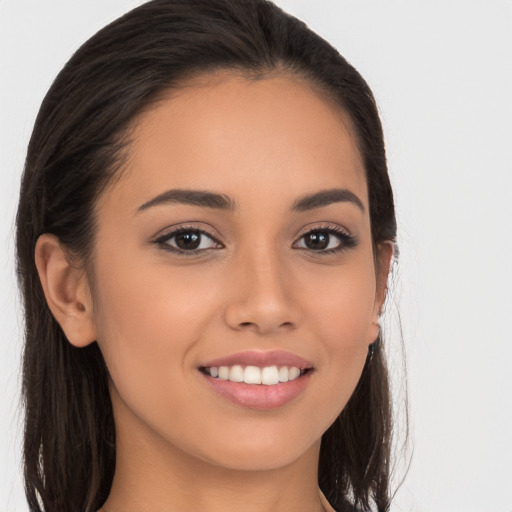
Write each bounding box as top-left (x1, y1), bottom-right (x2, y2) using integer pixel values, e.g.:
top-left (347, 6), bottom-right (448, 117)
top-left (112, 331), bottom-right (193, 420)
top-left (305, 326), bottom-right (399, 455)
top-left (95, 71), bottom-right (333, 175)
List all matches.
top-left (35, 234), bottom-right (97, 347)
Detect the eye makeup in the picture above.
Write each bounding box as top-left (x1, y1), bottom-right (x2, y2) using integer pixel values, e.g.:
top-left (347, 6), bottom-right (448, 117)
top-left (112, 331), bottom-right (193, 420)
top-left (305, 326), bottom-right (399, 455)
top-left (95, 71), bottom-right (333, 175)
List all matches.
top-left (154, 225), bottom-right (223, 255)
top-left (152, 221), bottom-right (357, 256)
top-left (293, 223), bottom-right (357, 254)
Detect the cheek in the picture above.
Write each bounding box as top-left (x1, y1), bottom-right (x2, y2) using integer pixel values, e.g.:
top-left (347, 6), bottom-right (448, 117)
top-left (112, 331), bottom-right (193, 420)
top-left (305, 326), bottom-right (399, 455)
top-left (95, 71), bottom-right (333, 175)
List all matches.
top-left (90, 255), bottom-right (216, 397)
top-left (304, 259), bottom-right (377, 344)
top-left (90, 259), bottom-right (221, 447)
top-left (300, 259), bottom-right (377, 407)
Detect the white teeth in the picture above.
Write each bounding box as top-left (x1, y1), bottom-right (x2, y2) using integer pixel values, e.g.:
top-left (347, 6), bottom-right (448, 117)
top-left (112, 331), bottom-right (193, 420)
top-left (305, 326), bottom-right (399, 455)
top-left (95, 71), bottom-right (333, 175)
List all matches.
top-left (229, 365), bottom-right (244, 382)
top-left (288, 367), bottom-right (300, 380)
top-left (261, 366), bottom-right (279, 385)
top-left (206, 365), bottom-right (305, 385)
top-left (244, 366), bottom-right (261, 384)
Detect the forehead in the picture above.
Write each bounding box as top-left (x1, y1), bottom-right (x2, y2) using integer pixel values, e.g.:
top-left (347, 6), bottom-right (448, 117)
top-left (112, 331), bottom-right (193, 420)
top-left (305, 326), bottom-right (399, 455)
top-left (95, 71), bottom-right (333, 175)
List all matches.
top-left (99, 72), bottom-right (368, 213)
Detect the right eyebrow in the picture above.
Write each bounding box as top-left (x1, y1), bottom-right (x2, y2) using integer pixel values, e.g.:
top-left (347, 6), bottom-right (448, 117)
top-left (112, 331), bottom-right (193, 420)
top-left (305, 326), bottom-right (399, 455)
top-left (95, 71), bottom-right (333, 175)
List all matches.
top-left (136, 189), bottom-right (236, 213)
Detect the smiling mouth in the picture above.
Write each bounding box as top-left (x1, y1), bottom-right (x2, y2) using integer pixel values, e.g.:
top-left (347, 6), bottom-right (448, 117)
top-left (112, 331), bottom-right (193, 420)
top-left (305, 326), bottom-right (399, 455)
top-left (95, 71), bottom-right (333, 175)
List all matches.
top-left (198, 350), bottom-right (314, 409)
top-left (199, 365), bottom-right (312, 385)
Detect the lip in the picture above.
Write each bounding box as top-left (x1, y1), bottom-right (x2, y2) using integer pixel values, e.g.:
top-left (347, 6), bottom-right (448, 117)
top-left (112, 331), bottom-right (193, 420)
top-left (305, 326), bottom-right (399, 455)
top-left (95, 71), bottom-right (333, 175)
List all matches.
top-left (199, 350), bottom-right (314, 410)
top-left (200, 350), bottom-right (313, 370)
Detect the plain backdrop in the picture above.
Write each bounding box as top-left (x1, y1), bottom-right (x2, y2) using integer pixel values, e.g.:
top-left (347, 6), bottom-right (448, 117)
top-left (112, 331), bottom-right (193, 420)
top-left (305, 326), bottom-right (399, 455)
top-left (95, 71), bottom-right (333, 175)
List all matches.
top-left (1, 1), bottom-right (511, 511)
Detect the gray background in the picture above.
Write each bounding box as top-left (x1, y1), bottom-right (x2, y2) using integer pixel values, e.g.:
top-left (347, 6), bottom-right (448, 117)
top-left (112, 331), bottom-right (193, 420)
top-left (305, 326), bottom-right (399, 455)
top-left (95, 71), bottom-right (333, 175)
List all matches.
top-left (1, 1), bottom-right (511, 510)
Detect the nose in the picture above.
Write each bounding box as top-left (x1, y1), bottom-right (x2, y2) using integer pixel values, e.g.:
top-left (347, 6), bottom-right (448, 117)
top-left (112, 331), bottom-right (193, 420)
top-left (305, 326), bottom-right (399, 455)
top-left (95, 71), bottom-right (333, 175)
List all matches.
top-left (223, 247), bottom-right (299, 336)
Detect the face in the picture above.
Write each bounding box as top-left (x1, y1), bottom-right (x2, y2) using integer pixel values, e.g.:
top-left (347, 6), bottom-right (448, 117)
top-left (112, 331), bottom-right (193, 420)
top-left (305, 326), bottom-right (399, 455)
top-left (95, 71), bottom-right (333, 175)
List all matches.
top-left (89, 73), bottom-right (389, 472)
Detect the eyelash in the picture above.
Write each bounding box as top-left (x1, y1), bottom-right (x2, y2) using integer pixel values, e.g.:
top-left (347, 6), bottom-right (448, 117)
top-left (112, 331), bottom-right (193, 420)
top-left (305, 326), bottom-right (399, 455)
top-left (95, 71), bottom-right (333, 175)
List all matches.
top-left (293, 225), bottom-right (357, 254)
top-left (154, 226), bottom-right (222, 255)
top-left (153, 224), bottom-right (357, 255)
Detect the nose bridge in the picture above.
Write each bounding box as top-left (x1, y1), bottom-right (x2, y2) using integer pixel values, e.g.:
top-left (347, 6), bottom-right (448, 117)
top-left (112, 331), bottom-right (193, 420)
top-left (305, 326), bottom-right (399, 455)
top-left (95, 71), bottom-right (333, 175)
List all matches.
top-left (246, 241), bottom-right (288, 299)
top-left (223, 239), bottom-right (297, 334)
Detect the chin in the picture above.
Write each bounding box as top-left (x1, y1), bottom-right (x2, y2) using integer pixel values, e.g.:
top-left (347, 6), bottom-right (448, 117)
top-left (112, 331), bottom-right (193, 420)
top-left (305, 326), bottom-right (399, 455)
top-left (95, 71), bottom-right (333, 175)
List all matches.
top-left (195, 428), bottom-right (321, 472)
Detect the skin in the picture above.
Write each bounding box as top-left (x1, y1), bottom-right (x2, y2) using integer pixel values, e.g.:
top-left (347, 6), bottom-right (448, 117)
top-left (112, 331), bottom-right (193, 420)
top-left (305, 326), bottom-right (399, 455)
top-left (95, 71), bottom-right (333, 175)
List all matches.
top-left (36, 72), bottom-right (392, 512)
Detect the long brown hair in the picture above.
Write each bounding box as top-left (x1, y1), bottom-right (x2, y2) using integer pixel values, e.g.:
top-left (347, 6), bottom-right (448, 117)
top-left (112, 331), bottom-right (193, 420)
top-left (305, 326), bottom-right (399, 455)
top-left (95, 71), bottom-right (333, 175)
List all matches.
top-left (16, 1), bottom-right (398, 510)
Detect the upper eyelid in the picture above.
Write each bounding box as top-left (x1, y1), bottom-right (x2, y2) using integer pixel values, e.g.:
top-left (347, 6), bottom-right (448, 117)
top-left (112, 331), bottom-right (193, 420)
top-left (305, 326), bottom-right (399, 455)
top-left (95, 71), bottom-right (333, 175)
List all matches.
top-left (294, 222), bottom-right (352, 239)
top-left (153, 224), bottom-right (222, 242)
top-left (154, 228), bottom-right (223, 254)
top-left (295, 228), bottom-right (351, 241)
top-left (153, 222), bottom-right (353, 247)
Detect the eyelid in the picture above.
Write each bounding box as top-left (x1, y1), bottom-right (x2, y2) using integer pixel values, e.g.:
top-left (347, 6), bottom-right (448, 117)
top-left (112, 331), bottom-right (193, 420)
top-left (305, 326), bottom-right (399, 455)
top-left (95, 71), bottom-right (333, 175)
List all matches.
top-left (151, 221), bottom-right (356, 255)
top-left (153, 224), bottom-right (224, 253)
top-left (293, 222), bottom-right (356, 252)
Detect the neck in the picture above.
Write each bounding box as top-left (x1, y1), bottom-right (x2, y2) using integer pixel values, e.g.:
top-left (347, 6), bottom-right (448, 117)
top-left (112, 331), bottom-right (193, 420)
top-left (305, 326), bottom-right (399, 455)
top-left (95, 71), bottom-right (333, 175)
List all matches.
top-left (99, 393), bottom-right (325, 512)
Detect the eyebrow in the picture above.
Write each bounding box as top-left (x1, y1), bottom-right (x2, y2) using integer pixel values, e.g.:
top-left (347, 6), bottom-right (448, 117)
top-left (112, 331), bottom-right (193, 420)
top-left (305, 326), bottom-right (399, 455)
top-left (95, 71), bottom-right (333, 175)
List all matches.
top-left (137, 189), bottom-right (235, 212)
top-left (290, 188), bottom-right (365, 212)
top-left (137, 187), bottom-right (364, 213)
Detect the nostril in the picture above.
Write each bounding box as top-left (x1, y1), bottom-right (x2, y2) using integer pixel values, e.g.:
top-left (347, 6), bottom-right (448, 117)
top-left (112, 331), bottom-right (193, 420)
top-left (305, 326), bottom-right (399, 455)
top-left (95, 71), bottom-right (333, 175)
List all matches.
top-left (223, 295), bottom-right (299, 334)
top-left (237, 320), bottom-right (294, 332)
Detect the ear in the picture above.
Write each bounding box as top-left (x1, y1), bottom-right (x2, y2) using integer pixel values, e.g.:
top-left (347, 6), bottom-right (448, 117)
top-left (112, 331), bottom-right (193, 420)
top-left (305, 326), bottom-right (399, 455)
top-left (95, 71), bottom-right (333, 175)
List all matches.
top-left (35, 234), bottom-right (97, 347)
top-left (369, 241), bottom-right (395, 342)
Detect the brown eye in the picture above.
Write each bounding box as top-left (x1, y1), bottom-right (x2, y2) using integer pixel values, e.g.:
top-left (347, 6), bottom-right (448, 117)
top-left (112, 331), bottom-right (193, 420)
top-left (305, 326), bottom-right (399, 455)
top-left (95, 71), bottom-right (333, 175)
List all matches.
top-left (302, 232), bottom-right (330, 250)
top-left (175, 231), bottom-right (201, 250)
top-left (155, 228), bottom-right (222, 253)
top-left (295, 228), bottom-right (356, 253)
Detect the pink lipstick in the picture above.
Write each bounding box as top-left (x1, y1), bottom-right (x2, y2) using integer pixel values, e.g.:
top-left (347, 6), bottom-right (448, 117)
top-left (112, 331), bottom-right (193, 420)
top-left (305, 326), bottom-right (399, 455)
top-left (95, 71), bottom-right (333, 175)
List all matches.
top-left (198, 350), bottom-right (314, 410)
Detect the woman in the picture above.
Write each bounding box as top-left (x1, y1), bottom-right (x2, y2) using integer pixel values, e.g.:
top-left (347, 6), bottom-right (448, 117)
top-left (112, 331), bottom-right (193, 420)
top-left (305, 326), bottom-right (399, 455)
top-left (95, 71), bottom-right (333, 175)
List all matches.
top-left (16, 0), bottom-right (398, 511)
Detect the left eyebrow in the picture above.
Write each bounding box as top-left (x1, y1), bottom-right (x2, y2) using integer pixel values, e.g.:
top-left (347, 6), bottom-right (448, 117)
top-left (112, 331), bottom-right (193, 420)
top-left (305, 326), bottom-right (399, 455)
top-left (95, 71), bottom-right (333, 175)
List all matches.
top-left (291, 188), bottom-right (365, 212)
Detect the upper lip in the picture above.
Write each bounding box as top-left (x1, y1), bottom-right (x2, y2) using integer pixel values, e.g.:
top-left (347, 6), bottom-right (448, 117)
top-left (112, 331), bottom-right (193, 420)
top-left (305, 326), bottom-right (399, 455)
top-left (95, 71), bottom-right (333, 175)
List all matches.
top-left (200, 350), bottom-right (313, 369)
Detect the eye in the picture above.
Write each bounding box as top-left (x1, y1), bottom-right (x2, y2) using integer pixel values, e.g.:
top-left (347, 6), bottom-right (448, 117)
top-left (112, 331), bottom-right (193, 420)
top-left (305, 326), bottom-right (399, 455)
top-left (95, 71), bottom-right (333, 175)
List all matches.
top-left (294, 227), bottom-right (356, 253)
top-left (154, 227), bottom-right (222, 254)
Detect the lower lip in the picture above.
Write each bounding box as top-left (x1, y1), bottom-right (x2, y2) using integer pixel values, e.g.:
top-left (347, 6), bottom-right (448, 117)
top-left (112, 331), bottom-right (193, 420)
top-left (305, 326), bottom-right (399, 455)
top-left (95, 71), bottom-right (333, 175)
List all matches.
top-left (201, 372), bottom-right (312, 410)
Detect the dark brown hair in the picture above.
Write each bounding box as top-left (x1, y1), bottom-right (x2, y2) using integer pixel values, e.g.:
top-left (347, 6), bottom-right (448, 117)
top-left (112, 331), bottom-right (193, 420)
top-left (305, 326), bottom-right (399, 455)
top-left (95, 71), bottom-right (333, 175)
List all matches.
top-left (16, 1), bottom-right (397, 511)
